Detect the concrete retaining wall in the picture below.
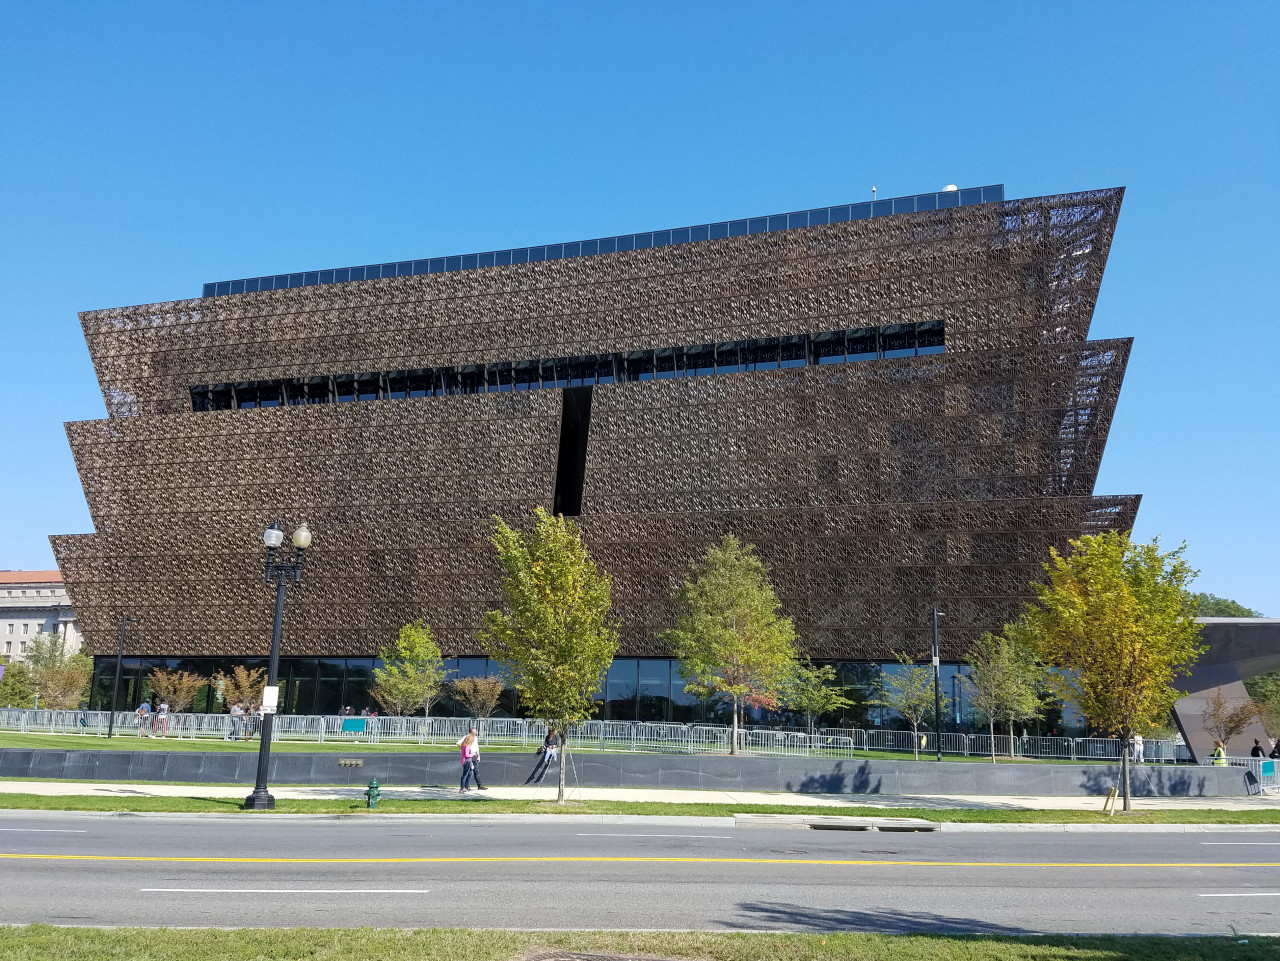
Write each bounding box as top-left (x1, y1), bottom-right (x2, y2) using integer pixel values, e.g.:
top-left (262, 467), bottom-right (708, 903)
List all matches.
top-left (0, 747), bottom-right (1249, 796)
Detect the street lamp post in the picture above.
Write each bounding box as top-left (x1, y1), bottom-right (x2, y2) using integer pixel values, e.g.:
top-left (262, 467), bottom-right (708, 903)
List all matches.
top-left (931, 607), bottom-right (944, 763)
top-left (106, 614), bottom-right (137, 738)
top-left (244, 519), bottom-right (312, 811)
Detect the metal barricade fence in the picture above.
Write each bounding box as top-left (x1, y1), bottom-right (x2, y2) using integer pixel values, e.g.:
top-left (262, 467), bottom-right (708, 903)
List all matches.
top-left (1211, 756), bottom-right (1278, 794)
top-left (0, 708), bottom-right (1194, 764)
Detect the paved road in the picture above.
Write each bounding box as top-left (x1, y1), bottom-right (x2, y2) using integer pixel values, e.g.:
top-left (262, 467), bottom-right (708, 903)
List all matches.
top-left (1, 813), bottom-right (1279, 934)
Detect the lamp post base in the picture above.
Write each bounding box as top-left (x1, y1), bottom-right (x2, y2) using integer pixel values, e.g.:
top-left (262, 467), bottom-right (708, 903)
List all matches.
top-left (243, 789), bottom-right (276, 810)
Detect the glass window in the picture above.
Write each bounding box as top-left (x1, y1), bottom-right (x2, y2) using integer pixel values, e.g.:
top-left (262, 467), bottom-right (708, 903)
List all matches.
top-left (316, 658), bottom-right (345, 716)
top-left (209, 386), bottom-right (234, 410)
top-left (744, 338), bottom-right (779, 371)
top-left (599, 237), bottom-right (617, 254)
top-left (605, 659), bottom-right (638, 722)
top-left (892, 197), bottom-right (916, 215)
top-left (342, 660), bottom-right (374, 714)
top-left (286, 659), bottom-right (318, 715)
top-left (386, 371), bottom-right (408, 399)
top-left (446, 256), bottom-right (462, 271)
top-left (436, 368), bottom-right (458, 396)
top-left (623, 351), bottom-right (655, 382)
top-left (651, 230), bottom-right (670, 247)
top-left (748, 217), bottom-right (767, 234)
top-left (456, 657), bottom-right (488, 679)
top-left (812, 331), bottom-right (845, 365)
top-left (407, 368), bottom-right (432, 399)
top-left (684, 344), bottom-right (715, 376)
top-left (915, 193), bottom-right (937, 212)
top-left (457, 366), bottom-right (486, 394)
top-left (190, 387), bottom-right (210, 412)
top-left (959, 187), bottom-right (983, 206)
top-left (780, 335), bottom-right (806, 368)
top-left (356, 374), bottom-right (381, 401)
top-left (709, 222), bottom-right (729, 240)
top-left (495, 250), bottom-right (512, 266)
top-left (937, 190), bottom-right (960, 209)
top-left (807, 208), bottom-right (829, 226)
top-left (580, 240), bottom-right (598, 256)
top-left (513, 361), bottom-right (540, 391)
top-left (595, 355), bottom-right (617, 384)
top-left (562, 243), bottom-right (580, 258)
top-left (882, 323), bottom-right (917, 357)
top-left (655, 347), bottom-right (682, 379)
top-left (982, 185), bottom-right (1004, 204)
top-left (461, 254), bottom-right (478, 269)
top-left (230, 280), bottom-right (245, 295)
top-left (850, 202), bottom-right (872, 221)
top-left (715, 341), bottom-right (742, 373)
top-left (478, 252), bottom-right (495, 268)
top-left (256, 381), bottom-right (282, 407)
top-left (787, 211), bottom-right (808, 229)
top-left (871, 200), bottom-right (893, 217)
top-left (567, 356), bottom-right (595, 387)
top-left (235, 383), bottom-right (258, 409)
top-left (487, 363), bottom-right (513, 392)
top-left (334, 375), bottom-right (356, 402)
top-left (846, 326), bottom-right (878, 361)
top-left (690, 224), bottom-right (710, 242)
top-left (828, 205), bottom-right (851, 223)
top-left (541, 359), bottom-right (561, 389)
top-left (917, 320), bottom-right (945, 354)
top-left (637, 659), bottom-right (671, 722)
top-left (670, 227), bottom-right (690, 244)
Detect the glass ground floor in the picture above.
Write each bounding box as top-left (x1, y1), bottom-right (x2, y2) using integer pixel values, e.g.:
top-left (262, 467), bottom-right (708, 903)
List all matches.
top-left (88, 655), bottom-right (1070, 733)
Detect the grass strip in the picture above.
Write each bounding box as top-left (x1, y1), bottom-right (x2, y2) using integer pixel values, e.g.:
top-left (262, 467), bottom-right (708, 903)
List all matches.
top-left (0, 926), bottom-right (1274, 961)
top-left (0, 732), bottom-right (1126, 764)
top-left (0, 792), bottom-right (1278, 822)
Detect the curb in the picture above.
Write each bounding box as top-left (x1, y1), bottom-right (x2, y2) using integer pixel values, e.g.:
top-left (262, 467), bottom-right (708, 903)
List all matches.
top-left (0, 808), bottom-right (1278, 831)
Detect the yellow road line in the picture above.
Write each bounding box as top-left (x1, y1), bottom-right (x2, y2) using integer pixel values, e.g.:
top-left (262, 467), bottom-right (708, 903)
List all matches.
top-left (0, 853), bottom-right (1277, 868)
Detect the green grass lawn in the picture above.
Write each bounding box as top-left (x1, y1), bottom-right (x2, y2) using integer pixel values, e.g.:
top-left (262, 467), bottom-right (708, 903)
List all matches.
top-left (0, 732), bottom-right (1137, 765)
top-left (0, 927), bottom-right (1273, 961)
top-left (1, 792), bottom-right (1278, 823)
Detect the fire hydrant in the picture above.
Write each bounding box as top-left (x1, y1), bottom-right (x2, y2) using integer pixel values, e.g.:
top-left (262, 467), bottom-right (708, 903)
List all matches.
top-left (364, 778), bottom-right (381, 809)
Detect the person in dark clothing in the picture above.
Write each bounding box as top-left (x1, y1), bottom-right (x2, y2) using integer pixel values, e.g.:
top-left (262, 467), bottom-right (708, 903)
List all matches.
top-left (1269, 741), bottom-right (1280, 760)
top-left (526, 729), bottom-right (559, 785)
top-left (1251, 739), bottom-right (1267, 758)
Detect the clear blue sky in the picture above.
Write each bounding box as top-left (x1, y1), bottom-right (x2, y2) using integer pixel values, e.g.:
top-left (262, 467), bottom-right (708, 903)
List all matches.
top-left (1, 3), bottom-right (1276, 613)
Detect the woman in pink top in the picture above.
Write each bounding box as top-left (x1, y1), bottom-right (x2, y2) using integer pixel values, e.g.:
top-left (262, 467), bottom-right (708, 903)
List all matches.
top-left (458, 727), bottom-right (487, 792)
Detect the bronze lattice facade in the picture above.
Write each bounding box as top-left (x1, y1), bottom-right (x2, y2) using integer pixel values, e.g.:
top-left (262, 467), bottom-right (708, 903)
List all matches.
top-left (54, 185), bottom-right (1139, 669)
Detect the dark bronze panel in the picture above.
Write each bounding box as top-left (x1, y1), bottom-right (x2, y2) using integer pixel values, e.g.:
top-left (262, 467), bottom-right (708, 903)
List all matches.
top-left (54, 187), bottom-right (1139, 663)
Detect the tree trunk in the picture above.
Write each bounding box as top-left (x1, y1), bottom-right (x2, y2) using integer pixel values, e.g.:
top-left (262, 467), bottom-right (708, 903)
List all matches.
top-left (989, 718), bottom-right (996, 764)
top-left (730, 699), bottom-right (739, 755)
top-left (912, 722), bottom-right (919, 761)
top-left (1121, 740), bottom-right (1131, 812)
top-left (557, 730), bottom-right (567, 804)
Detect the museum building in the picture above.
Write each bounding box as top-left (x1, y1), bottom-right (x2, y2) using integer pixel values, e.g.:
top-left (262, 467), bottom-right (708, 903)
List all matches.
top-left (54, 184), bottom-right (1139, 722)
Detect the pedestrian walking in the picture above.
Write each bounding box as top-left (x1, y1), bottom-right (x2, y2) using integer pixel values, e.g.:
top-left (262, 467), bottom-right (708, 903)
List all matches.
top-left (1211, 740), bottom-right (1227, 766)
top-left (1131, 732), bottom-right (1144, 764)
top-left (458, 727), bottom-right (487, 792)
top-left (526, 729), bottom-right (559, 785)
top-left (229, 701), bottom-right (245, 741)
top-left (1251, 739), bottom-right (1266, 758)
top-left (155, 699), bottom-right (169, 737)
top-left (134, 699), bottom-right (151, 737)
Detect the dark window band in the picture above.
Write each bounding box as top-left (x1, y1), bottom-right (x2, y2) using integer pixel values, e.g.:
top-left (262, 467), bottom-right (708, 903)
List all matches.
top-left (189, 321), bottom-right (945, 412)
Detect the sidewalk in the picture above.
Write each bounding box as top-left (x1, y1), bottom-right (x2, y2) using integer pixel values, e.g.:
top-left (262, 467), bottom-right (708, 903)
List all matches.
top-left (1, 779), bottom-right (1277, 811)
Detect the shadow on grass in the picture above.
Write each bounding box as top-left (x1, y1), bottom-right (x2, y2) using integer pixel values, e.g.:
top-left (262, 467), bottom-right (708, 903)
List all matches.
top-left (729, 901), bottom-right (1038, 935)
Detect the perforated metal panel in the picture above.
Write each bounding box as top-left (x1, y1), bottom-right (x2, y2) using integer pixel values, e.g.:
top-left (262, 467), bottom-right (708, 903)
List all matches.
top-left (54, 187), bottom-right (1138, 660)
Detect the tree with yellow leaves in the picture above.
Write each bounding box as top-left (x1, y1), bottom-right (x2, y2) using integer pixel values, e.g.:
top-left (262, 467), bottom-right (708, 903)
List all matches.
top-left (1027, 532), bottom-right (1203, 810)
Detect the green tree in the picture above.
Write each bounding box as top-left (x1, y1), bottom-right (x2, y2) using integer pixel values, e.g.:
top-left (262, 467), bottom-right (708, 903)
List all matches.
top-left (964, 620), bottom-right (1045, 763)
top-left (479, 508), bottom-right (619, 803)
top-left (25, 632), bottom-right (93, 709)
top-left (451, 676), bottom-right (506, 720)
top-left (147, 668), bottom-right (206, 714)
top-left (877, 652), bottom-right (948, 761)
top-left (661, 535), bottom-right (798, 754)
top-left (1028, 532), bottom-right (1204, 811)
top-left (370, 620), bottom-right (446, 717)
top-left (1192, 593), bottom-right (1264, 618)
top-left (783, 661), bottom-right (852, 734)
top-left (0, 660), bottom-right (36, 708)
top-left (1200, 685), bottom-right (1258, 747)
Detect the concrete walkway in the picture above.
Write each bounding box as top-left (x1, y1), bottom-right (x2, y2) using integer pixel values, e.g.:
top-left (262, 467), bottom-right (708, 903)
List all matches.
top-left (1, 779), bottom-right (1278, 810)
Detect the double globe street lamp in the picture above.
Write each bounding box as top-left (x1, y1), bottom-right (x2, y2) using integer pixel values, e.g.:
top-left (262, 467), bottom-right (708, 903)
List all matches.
top-left (244, 519), bottom-right (312, 810)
